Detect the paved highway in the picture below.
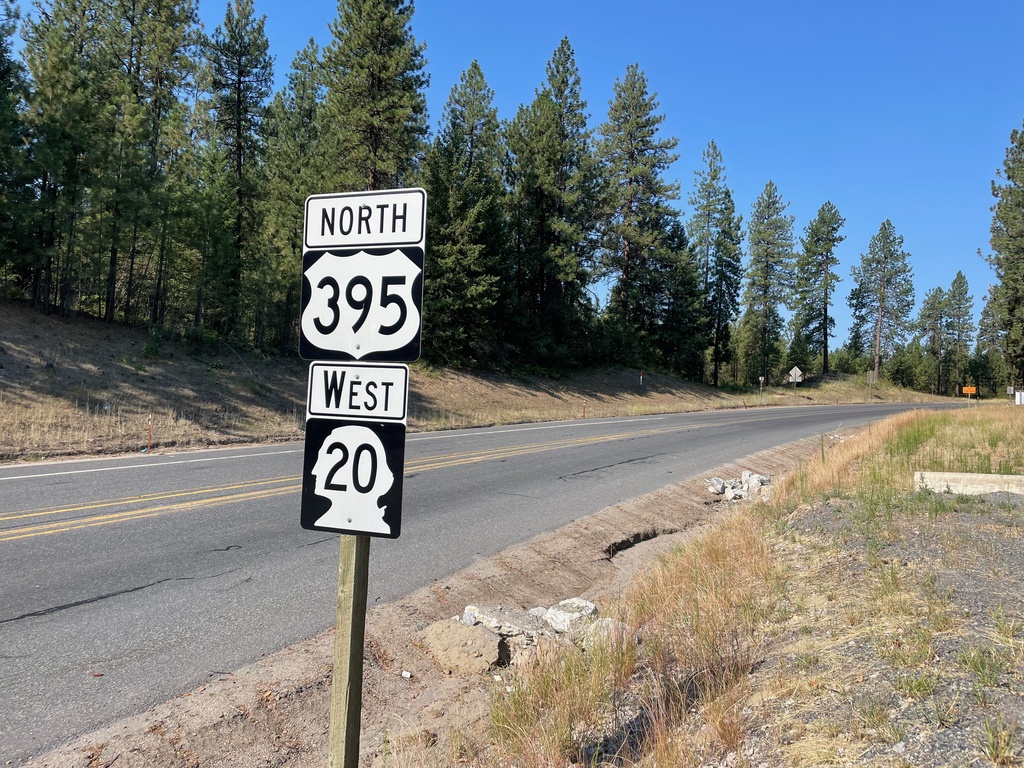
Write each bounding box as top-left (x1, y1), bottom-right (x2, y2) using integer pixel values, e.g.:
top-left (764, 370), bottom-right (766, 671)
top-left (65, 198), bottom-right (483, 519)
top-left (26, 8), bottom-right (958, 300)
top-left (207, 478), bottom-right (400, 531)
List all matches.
top-left (0, 402), bottom-right (950, 763)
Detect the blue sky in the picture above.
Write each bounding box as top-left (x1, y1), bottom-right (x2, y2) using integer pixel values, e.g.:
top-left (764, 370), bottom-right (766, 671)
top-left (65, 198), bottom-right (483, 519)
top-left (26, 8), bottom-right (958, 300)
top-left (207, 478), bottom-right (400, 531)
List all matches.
top-left (200, 0), bottom-right (1024, 343)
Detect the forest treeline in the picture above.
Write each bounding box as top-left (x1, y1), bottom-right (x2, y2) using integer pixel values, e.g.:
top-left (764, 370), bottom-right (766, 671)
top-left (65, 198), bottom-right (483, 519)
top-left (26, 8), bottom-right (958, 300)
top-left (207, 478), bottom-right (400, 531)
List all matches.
top-left (1, 0), bottom-right (1022, 396)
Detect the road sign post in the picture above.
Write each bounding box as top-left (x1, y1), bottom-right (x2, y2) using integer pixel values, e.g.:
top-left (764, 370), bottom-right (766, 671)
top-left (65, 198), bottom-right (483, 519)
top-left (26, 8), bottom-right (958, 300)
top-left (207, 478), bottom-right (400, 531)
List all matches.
top-left (788, 366), bottom-right (803, 390)
top-left (299, 188), bottom-right (425, 768)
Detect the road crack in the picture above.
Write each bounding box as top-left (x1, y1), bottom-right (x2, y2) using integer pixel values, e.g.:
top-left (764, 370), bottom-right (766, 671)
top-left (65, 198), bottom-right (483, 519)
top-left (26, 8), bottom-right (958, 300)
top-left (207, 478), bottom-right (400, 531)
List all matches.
top-left (559, 455), bottom-right (659, 480)
top-left (1, 570), bottom-right (239, 624)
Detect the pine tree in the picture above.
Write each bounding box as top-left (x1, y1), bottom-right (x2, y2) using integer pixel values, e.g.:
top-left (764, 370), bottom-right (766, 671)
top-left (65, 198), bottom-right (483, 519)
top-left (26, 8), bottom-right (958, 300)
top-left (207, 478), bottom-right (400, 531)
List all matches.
top-left (261, 40), bottom-right (324, 351)
top-left (22, 0), bottom-right (106, 316)
top-left (945, 270), bottom-right (974, 392)
top-left (793, 201), bottom-right (845, 374)
top-left (848, 219), bottom-right (915, 378)
top-left (986, 118), bottom-right (1024, 385)
top-left (655, 219), bottom-right (705, 377)
top-left (0, 0), bottom-right (33, 285)
top-left (916, 286), bottom-right (948, 394)
top-left (688, 140), bottom-right (729, 296)
top-left (971, 285), bottom-right (1008, 395)
top-left (205, 0), bottom-right (273, 338)
top-left (597, 63), bottom-right (680, 365)
top-left (503, 38), bottom-right (602, 366)
top-left (687, 141), bottom-right (743, 384)
top-left (737, 180), bottom-right (794, 384)
top-left (421, 61), bottom-right (503, 365)
top-left (319, 0), bottom-right (428, 192)
top-left (704, 188), bottom-right (744, 386)
top-left (146, 5), bottom-right (204, 331)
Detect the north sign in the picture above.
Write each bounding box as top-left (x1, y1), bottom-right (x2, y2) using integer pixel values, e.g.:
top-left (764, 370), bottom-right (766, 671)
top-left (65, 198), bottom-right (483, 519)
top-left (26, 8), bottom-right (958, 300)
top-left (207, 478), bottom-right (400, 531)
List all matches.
top-left (300, 188), bottom-right (426, 362)
top-left (304, 189), bottom-right (425, 251)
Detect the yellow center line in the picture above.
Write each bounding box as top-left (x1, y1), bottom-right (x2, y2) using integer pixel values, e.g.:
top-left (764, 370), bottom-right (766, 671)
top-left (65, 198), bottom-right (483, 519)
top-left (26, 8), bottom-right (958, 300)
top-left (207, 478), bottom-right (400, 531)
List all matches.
top-left (0, 474), bottom-right (300, 524)
top-left (0, 486), bottom-right (298, 542)
top-left (2, 423), bottom-right (705, 543)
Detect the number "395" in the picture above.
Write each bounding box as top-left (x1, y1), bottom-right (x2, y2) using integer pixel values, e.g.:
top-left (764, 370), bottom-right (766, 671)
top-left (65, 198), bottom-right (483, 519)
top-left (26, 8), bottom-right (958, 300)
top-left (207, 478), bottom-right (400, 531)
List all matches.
top-left (313, 275), bottom-right (408, 336)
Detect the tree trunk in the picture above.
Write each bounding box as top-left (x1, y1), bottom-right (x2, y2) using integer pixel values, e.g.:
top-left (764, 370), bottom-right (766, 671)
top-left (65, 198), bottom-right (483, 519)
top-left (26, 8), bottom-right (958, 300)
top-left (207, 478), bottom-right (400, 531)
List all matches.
top-left (873, 302), bottom-right (883, 379)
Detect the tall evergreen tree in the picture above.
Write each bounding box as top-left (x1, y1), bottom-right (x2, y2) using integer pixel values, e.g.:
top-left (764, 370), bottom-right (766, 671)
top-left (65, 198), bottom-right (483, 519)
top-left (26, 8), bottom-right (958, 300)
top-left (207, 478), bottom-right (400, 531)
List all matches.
top-left (421, 61), bottom-right (503, 365)
top-left (848, 219), bottom-right (915, 378)
top-left (687, 141), bottom-right (743, 384)
top-left (22, 0), bottom-right (106, 315)
top-left (597, 63), bottom-right (680, 365)
top-left (655, 219), bottom-right (705, 377)
top-left (146, 9), bottom-right (204, 331)
top-left (737, 180), bottom-right (794, 384)
top-left (704, 188), bottom-right (744, 386)
top-left (916, 286), bottom-right (948, 394)
top-left (945, 270), bottom-right (974, 391)
top-left (0, 0), bottom-right (33, 284)
top-left (261, 40), bottom-right (324, 351)
top-left (986, 118), bottom-right (1024, 385)
top-left (89, 0), bottom-right (198, 325)
top-left (205, 0), bottom-right (273, 338)
top-left (688, 140), bottom-right (729, 296)
top-left (503, 38), bottom-right (602, 366)
top-left (971, 284), bottom-right (1008, 395)
top-left (319, 0), bottom-right (428, 192)
top-left (793, 201), bottom-right (845, 374)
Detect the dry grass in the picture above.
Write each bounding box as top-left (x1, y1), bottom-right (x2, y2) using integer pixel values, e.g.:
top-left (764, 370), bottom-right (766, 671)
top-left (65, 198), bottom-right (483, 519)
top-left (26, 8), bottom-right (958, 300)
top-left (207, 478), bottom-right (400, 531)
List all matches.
top-left (381, 404), bottom-right (1024, 767)
top-left (483, 508), bottom-right (777, 767)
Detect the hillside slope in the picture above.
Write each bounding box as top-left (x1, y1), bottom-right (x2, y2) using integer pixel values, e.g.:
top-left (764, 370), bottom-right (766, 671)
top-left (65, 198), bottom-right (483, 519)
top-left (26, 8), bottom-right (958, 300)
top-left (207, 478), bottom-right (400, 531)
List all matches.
top-left (0, 301), bottom-right (947, 461)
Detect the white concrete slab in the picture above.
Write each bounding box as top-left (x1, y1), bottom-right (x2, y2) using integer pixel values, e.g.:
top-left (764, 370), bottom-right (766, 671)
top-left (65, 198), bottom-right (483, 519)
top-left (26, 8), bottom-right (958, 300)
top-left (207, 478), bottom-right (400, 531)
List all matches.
top-left (915, 471), bottom-right (1024, 496)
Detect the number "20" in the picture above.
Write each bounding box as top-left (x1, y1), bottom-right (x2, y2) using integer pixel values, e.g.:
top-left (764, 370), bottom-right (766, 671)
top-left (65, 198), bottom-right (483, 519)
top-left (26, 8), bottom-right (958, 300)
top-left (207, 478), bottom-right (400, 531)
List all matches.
top-left (323, 441), bottom-right (379, 493)
top-left (313, 275), bottom-right (408, 336)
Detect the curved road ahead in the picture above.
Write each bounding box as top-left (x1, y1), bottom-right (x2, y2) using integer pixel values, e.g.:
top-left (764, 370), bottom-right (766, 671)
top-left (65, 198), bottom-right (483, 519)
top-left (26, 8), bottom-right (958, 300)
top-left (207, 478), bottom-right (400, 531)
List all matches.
top-left (1, 402), bottom-right (952, 763)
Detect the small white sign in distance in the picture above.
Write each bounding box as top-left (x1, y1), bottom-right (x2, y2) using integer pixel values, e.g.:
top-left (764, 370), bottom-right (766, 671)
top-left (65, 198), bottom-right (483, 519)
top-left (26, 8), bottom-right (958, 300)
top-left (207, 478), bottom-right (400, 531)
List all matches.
top-left (305, 189), bottom-right (425, 251)
top-left (307, 362), bottom-right (408, 423)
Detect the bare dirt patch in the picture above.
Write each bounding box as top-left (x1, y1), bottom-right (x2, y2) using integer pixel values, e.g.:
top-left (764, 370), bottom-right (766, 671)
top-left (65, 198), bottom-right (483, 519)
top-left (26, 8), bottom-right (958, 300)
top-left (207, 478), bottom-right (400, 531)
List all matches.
top-left (742, 492), bottom-right (1024, 768)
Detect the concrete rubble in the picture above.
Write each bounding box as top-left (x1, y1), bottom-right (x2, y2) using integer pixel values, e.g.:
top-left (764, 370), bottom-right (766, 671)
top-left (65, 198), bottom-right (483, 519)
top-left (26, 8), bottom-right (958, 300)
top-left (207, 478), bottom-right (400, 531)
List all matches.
top-left (420, 598), bottom-right (637, 676)
top-left (705, 469), bottom-right (772, 500)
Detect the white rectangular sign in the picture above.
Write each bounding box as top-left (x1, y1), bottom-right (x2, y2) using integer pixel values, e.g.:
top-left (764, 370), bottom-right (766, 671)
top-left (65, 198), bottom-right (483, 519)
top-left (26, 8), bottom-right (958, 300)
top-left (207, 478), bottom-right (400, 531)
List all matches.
top-left (307, 362), bottom-right (409, 423)
top-left (304, 189), bottom-right (425, 251)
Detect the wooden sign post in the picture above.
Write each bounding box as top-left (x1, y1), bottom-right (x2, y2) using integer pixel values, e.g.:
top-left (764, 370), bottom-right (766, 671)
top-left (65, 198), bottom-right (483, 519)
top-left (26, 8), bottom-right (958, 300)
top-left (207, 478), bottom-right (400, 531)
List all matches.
top-left (329, 535), bottom-right (370, 768)
top-left (298, 188), bottom-right (426, 768)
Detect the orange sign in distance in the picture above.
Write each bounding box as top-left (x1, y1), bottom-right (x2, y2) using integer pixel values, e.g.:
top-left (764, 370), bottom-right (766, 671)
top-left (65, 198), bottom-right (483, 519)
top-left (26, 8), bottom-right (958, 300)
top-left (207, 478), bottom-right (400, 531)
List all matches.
top-left (962, 386), bottom-right (977, 395)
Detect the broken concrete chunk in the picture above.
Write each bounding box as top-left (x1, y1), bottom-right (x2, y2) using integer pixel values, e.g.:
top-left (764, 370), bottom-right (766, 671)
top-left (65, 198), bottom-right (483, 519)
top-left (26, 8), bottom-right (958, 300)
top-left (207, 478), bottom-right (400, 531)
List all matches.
top-left (463, 605), bottom-right (549, 637)
top-left (543, 598), bottom-right (598, 635)
top-left (706, 477), bottom-right (727, 495)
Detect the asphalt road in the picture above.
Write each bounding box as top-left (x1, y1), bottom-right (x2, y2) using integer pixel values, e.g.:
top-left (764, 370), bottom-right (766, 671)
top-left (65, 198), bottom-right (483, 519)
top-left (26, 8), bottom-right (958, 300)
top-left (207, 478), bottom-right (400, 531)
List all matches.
top-left (0, 402), bottom-right (951, 763)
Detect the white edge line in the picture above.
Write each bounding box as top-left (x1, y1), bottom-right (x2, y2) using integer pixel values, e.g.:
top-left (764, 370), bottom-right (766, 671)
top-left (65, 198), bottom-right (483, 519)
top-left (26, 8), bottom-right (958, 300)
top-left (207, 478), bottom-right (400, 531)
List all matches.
top-left (407, 416), bottom-right (667, 442)
top-left (0, 449), bottom-right (303, 482)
